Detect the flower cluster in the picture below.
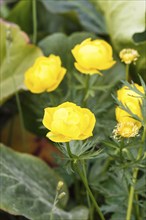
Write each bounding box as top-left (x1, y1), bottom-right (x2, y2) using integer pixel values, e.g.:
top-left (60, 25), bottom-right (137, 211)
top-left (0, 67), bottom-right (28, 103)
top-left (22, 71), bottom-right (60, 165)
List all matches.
top-left (24, 38), bottom-right (116, 142)
top-left (113, 83), bottom-right (144, 138)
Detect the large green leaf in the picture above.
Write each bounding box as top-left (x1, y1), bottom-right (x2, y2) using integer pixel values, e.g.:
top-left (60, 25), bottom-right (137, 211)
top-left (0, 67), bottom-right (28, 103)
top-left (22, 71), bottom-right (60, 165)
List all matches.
top-left (0, 19), bottom-right (43, 105)
top-left (95, 1), bottom-right (146, 80)
top-left (0, 144), bottom-right (89, 220)
top-left (41, 0), bottom-right (107, 35)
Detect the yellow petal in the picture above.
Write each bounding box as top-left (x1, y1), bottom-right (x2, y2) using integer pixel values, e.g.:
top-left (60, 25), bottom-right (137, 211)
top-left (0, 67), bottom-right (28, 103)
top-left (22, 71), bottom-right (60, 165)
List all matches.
top-left (46, 132), bottom-right (71, 142)
top-left (74, 62), bottom-right (102, 75)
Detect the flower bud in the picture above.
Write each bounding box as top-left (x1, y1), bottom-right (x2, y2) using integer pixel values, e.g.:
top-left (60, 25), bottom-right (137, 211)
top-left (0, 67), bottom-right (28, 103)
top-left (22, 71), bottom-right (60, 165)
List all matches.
top-left (58, 192), bottom-right (66, 200)
top-left (57, 181), bottom-right (64, 191)
top-left (119, 48), bottom-right (139, 64)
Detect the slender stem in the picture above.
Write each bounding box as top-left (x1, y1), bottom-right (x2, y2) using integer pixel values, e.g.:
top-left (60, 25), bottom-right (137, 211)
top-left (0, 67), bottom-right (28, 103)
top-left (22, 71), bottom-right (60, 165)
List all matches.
top-left (66, 143), bottom-right (104, 220)
top-left (134, 194), bottom-right (141, 220)
top-left (75, 163), bottom-right (105, 220)
top-left (126, 168), bottom-right (138, 220)
top-left (32, 0), bottom-right (37, 44)
top-left (83, 74), bottom-right (90, 107)
top-left (126, 144), bottom-right (144, 220)
top-left (82, 160), bottom-right (92, 219)
top-left (142, 125), bottom-right (146, 144)
top-left (126, 64), bottom-right (130, 82)
top-left (50, 191), bottom-right (59, 220)
top-left (6, 27), bottom-right (26, 150)
top-left (12, 76), bottom-right (26, 149)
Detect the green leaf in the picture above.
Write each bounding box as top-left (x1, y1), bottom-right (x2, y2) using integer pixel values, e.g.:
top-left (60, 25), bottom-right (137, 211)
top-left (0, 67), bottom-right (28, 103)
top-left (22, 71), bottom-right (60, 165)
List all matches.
top-left (0, 144), bottom-right (89, 220)
top-left (41, 0), bottom-right (107, 35)
top-left (0, 19), bottom-right (43, 105)
top-left (6, 0), bottom-right (32, 34)
top-left (95, 1), bottom-right (146, 80)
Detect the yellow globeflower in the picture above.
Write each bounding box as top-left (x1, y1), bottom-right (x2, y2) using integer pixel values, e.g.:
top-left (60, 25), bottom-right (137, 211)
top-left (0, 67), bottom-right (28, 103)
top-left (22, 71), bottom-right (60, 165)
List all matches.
top-left (117, 84), bottom-right (144, 105)
top-left (71, 38), bottom-right (116, 74)
top-left (113, 122), bottom-right (139, 139)
top-left (24, 55), bottom-right (66, 93)
top-left (119, 48), bottom-right (139, 64)
top-left (115, 106), bottom-right (142, 129)
top-left (42, 102), bottom-right (96, 142)
top-left (116, 83), bottom-right (144, 127)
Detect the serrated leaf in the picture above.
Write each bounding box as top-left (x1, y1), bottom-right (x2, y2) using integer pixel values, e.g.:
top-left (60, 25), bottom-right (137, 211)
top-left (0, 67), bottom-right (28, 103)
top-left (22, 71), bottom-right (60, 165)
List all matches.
top-left (0, 144), bottom-right (89, 220)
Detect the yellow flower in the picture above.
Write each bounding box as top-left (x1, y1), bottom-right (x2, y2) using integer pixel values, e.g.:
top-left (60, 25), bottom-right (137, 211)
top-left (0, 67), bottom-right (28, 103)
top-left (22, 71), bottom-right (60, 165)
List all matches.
top-left (119, 48), bottom-right (139, 64)
top-left (113, 122), bottom-right (139, 139)
top-left (42, 102), bottom-right (96, 142)
top-left (71, 38), bottom-right (116, 74)
top-left (115, 106), bottom-right (142, 129)
top-left (117, 84), bottom-right (144, 105)
top-left (115, 83), bottom-right (144, 128)
top-left (24, 55), bottom-right (66, 93)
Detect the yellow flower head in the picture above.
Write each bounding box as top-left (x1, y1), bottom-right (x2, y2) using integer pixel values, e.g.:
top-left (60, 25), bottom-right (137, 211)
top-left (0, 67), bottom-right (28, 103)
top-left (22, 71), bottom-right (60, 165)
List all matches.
top-left (116, 106), bottom-right (142, 129)
top-left (115, 83), bottom-right (144, 129)
top-left (113, 122), bottom-right (139, 139)
top-left (42, 102), bottom-right (96, 142)
top-left (24, 55), bottom-right (67, 93)
top-left (119, 48), bottom-right (139, 64)
top-left (71, 38), bottom-right (116, 75)
top-left (117, 84), bottom-right (144, 105)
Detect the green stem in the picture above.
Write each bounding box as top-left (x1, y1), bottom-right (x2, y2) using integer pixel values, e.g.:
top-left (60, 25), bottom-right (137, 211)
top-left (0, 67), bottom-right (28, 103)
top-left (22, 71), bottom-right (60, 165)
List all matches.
top-left (126, 64), bottom-right (130, 82)
top-left (82, 160), bottom-right (92, 219)
top-left (66, 143), bottom-right (104, 220)
top-left (12, 77), bottom-right (26, 150)
top-left (50, 191), bottom-right (59, 220)
top-left (75, 163), bottom-right (105, 220)
top-left (126, 168), bottom-right (138, 220)
top-left (83, 74), bottom-right (90, 107)
top-left (126, 145), bottom-right (143, 220)
top-left (32, 0), bottom-right (37, 44)
top-left (134, 194), bottom-right (141, 220)
top-left (142, 125), bottom-right (146, 144)
top-left (6, 27), bottom-right (26, 150)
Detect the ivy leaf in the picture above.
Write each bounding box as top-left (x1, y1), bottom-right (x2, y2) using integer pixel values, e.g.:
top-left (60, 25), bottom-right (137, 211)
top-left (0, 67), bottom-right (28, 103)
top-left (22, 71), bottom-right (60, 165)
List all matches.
top-left (0, 144), bottom-right (89, 220)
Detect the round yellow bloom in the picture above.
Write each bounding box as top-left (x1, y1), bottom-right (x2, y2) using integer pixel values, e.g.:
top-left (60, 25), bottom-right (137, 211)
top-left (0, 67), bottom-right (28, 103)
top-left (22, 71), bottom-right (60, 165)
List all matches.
top-left (42, 102), bottom-right (96, 142)
top-left (113, 122), bottom-right (139, 139)
top-left (71, 38), bottom-right (116, 74)
top-left (24, 55), bottom-right (66, 93)
top-left (119, 48), bottom-right (139, 64)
